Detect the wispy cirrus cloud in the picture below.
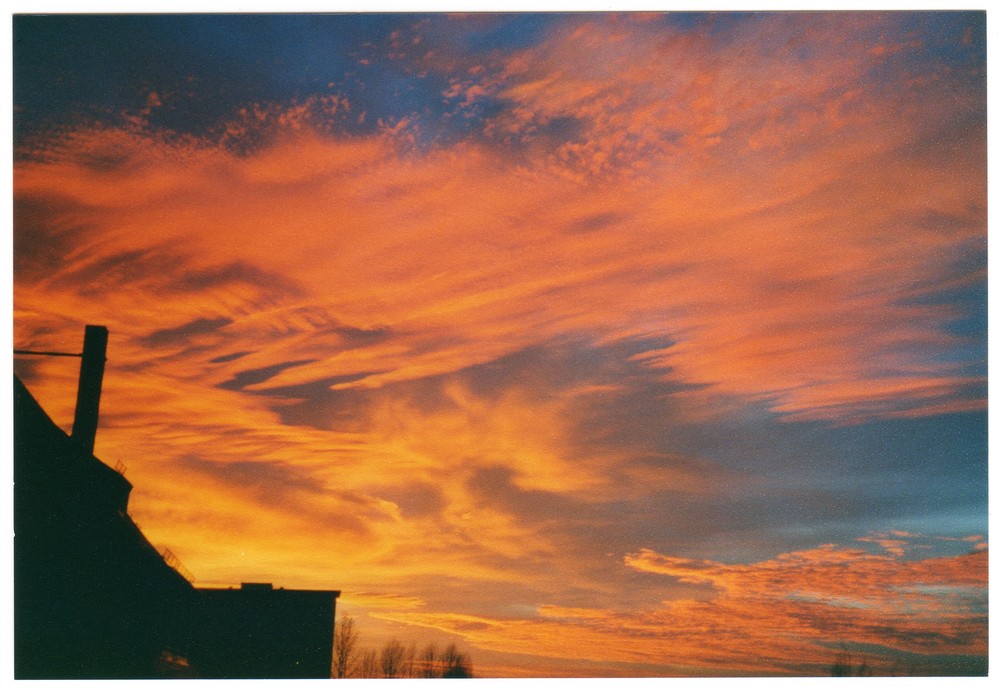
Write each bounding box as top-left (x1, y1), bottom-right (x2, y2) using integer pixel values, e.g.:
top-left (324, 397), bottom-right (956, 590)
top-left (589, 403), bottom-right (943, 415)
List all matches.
top-left (17, 14), bottom-right (985, 428)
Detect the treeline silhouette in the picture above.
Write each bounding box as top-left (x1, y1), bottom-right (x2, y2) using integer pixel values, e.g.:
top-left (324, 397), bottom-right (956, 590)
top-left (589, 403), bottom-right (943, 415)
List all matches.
top-left (830, 651), bottom-right (873, 677)
top-left (333, 616), bottom-right (473, 678)
top-left (829, 650), bottom-right (959, 677)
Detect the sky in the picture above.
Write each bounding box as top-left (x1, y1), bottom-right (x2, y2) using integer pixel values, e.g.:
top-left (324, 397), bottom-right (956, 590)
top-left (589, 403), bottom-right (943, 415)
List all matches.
top-left (9, 10), bottom-right (989, 677)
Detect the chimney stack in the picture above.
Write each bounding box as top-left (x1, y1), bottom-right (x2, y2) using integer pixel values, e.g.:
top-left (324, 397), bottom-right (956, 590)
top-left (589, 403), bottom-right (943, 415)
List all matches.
top-left (71, 325), bottom-right (108, 455)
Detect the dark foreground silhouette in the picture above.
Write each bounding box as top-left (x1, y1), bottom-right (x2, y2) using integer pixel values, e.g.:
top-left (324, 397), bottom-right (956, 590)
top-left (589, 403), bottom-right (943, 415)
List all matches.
top-left (14, 326), bottom-right (339, 679)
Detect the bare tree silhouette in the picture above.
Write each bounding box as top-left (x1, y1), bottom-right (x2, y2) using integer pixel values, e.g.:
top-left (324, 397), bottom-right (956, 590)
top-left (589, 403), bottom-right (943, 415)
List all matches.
top-left (332, 615), bottom-right (358, 679)
top-left (831, 651), bottom-right (872, 676)
top-left (329, 620), bottom-right (474, 678)
top-left (403, 641), bottom-right (417, 678)
top-left (440, 642), bottom-right (474, 678)
top-left (420, 643), bottom-right (438, 678)
top-left (357, 648), bottom-right (379, 679)
top-left (380, 638), bottom-right (405, 678)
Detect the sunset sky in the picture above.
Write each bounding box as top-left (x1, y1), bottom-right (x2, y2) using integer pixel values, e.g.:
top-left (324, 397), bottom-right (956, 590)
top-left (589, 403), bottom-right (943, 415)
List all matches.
top-left (10, 10), bottom-right (988, 677)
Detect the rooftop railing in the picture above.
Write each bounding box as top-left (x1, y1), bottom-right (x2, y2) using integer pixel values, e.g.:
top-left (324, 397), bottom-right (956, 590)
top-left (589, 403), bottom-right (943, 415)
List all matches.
top-left (161, 547), bottom-right (196, 583)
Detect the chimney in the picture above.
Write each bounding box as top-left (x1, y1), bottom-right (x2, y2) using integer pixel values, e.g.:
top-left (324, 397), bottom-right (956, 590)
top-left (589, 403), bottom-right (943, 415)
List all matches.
top-left (71, 325), bottom-right (108, 455)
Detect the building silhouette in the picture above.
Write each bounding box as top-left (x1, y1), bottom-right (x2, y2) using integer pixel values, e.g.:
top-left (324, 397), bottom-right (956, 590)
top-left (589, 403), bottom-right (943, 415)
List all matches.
top-left (13, 326), bottom-right (339, 678)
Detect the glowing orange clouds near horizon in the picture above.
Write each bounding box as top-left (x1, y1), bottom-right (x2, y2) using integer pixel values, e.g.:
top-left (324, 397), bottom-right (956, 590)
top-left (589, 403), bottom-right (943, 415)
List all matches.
top-left (375, 538), bottom-right (987, 676)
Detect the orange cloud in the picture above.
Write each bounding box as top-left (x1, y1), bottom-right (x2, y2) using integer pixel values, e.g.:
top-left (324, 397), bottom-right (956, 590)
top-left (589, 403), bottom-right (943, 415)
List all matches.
top-left (15, 78), bottom-right (983, 422)
top-left (376, 541), bottom-right (986, 676)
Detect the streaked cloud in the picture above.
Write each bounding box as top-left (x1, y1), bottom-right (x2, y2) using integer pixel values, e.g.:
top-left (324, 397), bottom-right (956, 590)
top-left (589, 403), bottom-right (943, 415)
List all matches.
top-left (377, 539), bottom-right (986, 675)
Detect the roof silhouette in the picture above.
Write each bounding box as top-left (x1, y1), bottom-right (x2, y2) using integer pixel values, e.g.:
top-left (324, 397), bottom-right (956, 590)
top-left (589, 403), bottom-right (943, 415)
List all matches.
top-left (13, 326), bottom-right (340, 679)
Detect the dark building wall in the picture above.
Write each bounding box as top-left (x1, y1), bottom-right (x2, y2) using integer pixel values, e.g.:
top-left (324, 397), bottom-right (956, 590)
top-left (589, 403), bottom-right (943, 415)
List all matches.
top-left (192, 584), bottom-right (337, 678)
top-left (14, 375), bottom-right (196, 678)
top-left (14, 375), bottom-right (339, 679)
